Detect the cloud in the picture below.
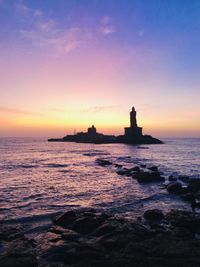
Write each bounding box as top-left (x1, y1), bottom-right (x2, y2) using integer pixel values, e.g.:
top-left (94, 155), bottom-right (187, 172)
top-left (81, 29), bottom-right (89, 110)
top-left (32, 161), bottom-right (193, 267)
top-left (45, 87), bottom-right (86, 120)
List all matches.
top-left (37, 19), bottom-right (57, 32)
top-left (34, 10), bottom-right (43, 17)
top-left (15, 2), bottom-right (30, 15)
top-left (19, 4), bottom-right (92, 55)
top-left (15, 1), bottom-right (43, 17)
top-left (0, 106), bottom-right (42, 116)
top-left (100, 25), bottom-right (116, 35)
top-left (100, 15), bottom-right (116, 35)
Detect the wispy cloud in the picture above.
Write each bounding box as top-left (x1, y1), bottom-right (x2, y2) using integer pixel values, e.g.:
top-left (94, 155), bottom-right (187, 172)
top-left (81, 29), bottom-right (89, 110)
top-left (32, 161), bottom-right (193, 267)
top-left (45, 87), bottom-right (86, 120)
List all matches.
top-left (17, 1), bottom-right (92, 55)
top-left (20, 25), bottom-right (91, 54)
top-left (100, 25), bottom-right (116, 35)
top-left (15, 1), bottom-right (42, 17)
top-left (0, 106), bottom-right (42, 116)
top-left (100, 16), bottom-right (116, 35)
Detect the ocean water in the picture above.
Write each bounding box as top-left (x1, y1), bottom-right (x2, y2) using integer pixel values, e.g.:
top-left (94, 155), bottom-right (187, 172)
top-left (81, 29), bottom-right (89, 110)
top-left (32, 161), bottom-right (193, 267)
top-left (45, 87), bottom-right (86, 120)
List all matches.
top-left (0, 137), bottom-right (199, 231)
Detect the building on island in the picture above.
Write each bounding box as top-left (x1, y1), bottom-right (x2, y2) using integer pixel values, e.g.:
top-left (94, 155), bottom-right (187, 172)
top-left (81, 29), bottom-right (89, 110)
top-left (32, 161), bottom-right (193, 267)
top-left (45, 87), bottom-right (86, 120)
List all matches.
top-left (48, 106), bottom-right (163, 144)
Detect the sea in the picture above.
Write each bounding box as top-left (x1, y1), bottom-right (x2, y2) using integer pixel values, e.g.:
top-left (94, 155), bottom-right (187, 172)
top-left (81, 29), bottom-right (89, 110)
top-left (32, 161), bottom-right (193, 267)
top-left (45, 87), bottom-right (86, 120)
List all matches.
top-left (0, 137), bottom-right (199, 234)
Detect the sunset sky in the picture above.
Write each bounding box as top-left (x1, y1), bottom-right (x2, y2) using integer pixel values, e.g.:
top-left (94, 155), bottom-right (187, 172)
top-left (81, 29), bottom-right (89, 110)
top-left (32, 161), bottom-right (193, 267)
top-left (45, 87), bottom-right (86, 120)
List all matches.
top-left (0, 0), bottom-right (200, 138)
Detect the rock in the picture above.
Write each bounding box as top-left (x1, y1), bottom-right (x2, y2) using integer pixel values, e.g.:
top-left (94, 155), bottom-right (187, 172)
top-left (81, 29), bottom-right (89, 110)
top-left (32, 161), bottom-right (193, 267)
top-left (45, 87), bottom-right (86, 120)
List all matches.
top-left (167, 182), bottom-right (182, 194)
top-left (3, 208), bottom-right (200, 267)
top-left (130, 166), bottom-right (140, 172)
top-left (140, 164), bottom-right (146, 168)
top-left (135, 171), bottom-right (165, 183)
top-left (114, 163), bottom-right (123, 168)
top-left (116, 168), bottom-right (129, 175)
top-left (169, 175), bottom-right (177, 181)
top-left (179, 186), bottom-right (190, 195)
top-left (53, 210), bottom-right (76, 227)
top-left (0, 237), bottom-right (37, 267)
top-left (92, 222), bottom-right (117, 237)
top-left (188, 178), bottom-right (200, 193)
top-left (50, 227), bottom-right (81, 241)
top-left (179, 175), bottom-right (189, 182)
top-left (167, 210), bottom-right (200, 233)
top-left (148, 166), bottom-right (158, 172)
top-left (71, 215), bottom-right (105, 234)
top-left (96, 159), bottom-right (112, 166)
top-left (144, 209), bottom-right (164, 221)
top-left (181, 193), bottom-right (195, 202)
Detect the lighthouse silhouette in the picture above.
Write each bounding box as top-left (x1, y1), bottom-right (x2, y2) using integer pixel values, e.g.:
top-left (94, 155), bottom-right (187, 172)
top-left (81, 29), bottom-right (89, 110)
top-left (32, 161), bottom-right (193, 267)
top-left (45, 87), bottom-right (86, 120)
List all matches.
top-left (124, 107), bottom-right (143, 139)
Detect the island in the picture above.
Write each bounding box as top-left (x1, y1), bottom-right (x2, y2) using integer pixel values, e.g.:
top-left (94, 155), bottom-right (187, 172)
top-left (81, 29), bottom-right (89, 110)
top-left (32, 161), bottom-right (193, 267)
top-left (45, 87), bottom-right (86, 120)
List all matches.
top-left (48, 107), bottom-right (163, 144)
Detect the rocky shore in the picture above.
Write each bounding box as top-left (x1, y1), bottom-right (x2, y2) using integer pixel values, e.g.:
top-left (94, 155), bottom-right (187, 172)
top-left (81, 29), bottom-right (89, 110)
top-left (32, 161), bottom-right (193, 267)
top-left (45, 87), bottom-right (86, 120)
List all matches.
top-left (1, 158), bottom-right (200, 267)
top-left (1, 208), bottom-right (200, 267)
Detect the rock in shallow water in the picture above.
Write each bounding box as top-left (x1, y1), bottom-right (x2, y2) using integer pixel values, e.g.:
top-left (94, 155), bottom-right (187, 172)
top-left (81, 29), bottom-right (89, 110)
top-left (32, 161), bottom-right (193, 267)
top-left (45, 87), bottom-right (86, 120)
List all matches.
top-left (134, 171), bottom-right (165, 183)
top-left (167, 182), bottom-right (182, 194)
top-left (144, 209), bottom-right (164, 221)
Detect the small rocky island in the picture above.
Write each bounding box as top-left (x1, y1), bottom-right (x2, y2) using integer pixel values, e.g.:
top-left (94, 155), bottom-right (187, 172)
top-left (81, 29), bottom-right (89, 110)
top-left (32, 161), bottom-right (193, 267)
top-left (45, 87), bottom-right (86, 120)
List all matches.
top-left (48, 107), bottom-right (163, 144)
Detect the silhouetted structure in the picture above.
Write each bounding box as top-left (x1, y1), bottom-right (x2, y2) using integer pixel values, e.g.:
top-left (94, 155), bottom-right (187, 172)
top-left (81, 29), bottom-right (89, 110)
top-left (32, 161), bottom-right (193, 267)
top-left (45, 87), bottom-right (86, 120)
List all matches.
top-left (48, 107), bottom-right (163, 144)
top-left (124, 107), bottom-right (143, 138)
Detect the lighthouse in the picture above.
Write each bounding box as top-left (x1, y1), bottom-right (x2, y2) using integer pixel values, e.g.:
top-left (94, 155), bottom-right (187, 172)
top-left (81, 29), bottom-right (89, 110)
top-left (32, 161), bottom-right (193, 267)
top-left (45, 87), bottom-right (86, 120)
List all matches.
top-left (124, 107), bottom-right (143, 139)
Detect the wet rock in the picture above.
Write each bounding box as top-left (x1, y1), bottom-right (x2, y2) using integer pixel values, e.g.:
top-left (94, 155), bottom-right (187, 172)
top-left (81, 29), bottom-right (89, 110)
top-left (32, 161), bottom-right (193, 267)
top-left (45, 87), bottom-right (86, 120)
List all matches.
top-left (92, 222), bottom-right (117, 236)
top-left (114, 163), bottom-right (123, 168)
top-left (130, 166), bottom-right (140, 172)
top-left (53, 210), bottom-right (76, 227)
top-left (167, 182), bottom-right (182, 194)
top-left (179, 175), bottom-right (189, 182)
top-left (188, 178), bottom-right (200, 193)
top-left (144, 209), bottom-right (164, 221)
top-left (0, 237), bottom-right (37, 267)
top-left (71, 215), bottom-right (105, 234)
top-left (135, 171), bottom-right (165, 183)
top-left (148, 166), bottom-right (158, 172)
top-left (96, 159), bottom-right (112, 166)
top-left (167, 210), bottom-right (200, 233)
top-left (140, 164), bottom-right (146, 168)
top-left (181, 193), bottom-right (195, 202)
top-left (169, 175), bottom-right (177, 181)
top-left (116, 168), bottom-right (129, 175)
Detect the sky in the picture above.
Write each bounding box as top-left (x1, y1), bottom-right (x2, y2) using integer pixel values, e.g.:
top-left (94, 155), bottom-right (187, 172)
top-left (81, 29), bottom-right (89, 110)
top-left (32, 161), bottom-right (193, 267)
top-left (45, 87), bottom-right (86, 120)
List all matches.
top-left (0, 0), bottom-right (200, 138)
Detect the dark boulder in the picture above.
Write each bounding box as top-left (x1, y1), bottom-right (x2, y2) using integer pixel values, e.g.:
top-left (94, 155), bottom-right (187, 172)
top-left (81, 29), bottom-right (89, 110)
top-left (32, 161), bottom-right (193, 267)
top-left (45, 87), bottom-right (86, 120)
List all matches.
top-left (187, 178), bottom-right (200, 193)
top-left (167, 182), bottom-right (182, 194)
top-left (71, 215), bottom-right (105, 234)
top-left (92, 222), bottom-right (117, 237)
top-left (144, 209), bottom-right (164, 221)
top-left (168, 175), bottom-right (177, 182)
top-left (140, 164), bottom-right (146, 168)
top-left (116, 168), bottom-right (129, 175)
top-left (179, 175), bottom-right (189, 182)
top-left (130, 166), bottom-right (140, 172)
top-left (96, 159), bottom-right (112, 166)
top-left (135, 171), bottom-right (165, 183)
top-left (148, 166), bottom-right (158, 172)
top-left (180, 193), bottom-right (195, 202)
top-left (166, 210), bottom-right (200, 233)
top-left (114, 163), bottom-right (123, 168)
top-left (53, 210), bottom-right (76, 227)
top-left (0, 237), bottom-right (37, 267)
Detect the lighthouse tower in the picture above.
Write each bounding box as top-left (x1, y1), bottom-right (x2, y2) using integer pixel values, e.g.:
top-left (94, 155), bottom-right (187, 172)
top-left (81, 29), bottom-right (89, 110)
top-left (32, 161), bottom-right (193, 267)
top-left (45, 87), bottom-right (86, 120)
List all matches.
top-left (124, 107), bottom-right (143, 139)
